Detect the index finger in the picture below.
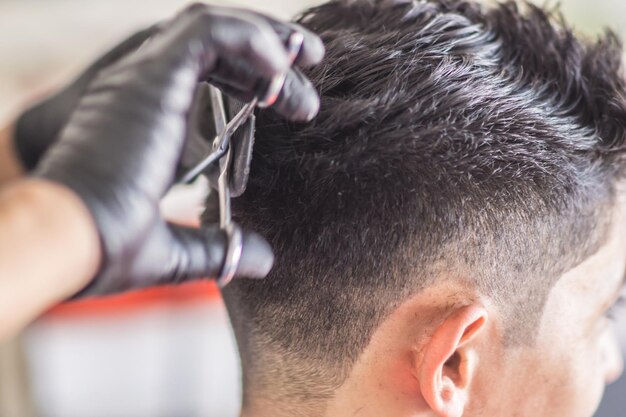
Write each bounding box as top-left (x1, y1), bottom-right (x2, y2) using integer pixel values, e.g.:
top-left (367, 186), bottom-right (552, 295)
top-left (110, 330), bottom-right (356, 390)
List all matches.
top-left (242, 10), bottom-right (326, 67)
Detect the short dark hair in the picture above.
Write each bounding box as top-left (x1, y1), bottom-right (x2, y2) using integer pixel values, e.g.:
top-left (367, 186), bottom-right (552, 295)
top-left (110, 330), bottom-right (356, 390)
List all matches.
top-left (206, 0), bottom-right (626, 404)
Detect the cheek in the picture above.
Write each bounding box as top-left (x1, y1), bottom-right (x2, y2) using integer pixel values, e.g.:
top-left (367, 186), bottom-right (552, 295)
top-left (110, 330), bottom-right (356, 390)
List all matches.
top-left (474, 333), bottom-right (611, 417)
top-left (543, 325), bottom-right (618, 417)
top-left (559, 346), bottom-right (607, 417)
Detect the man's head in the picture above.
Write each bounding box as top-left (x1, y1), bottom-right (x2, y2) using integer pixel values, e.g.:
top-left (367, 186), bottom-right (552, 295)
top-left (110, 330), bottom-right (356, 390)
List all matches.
top-left (206, 1), bottom-right (626, 416)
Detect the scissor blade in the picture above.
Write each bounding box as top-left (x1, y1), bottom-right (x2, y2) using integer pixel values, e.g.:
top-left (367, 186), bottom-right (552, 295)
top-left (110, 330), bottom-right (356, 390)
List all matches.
top-left (179, 144), bottom-right (225, 184)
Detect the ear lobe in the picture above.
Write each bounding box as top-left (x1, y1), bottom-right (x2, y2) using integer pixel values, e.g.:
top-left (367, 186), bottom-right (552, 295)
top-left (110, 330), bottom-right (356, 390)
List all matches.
top-left (418, 305), bottom-right (488, 417)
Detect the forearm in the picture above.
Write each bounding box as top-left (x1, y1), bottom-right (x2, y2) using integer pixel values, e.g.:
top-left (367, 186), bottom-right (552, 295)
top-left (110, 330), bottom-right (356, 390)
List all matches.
top-left (0, 123), bottom-right (24, 184)
top-left (0, 179), bottom-right (100, 341)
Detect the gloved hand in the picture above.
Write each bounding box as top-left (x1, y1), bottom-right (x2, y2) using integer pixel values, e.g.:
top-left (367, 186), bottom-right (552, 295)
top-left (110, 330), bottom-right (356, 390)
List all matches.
top-left (34, 3), bottom-right (325, 297)
top-left (13, 26), bottom-right (157, 171)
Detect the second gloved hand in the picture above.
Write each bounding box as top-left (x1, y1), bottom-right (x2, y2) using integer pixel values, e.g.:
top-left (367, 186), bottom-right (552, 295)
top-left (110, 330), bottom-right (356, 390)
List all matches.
top-left (34, 4), bottom-right (325, 297)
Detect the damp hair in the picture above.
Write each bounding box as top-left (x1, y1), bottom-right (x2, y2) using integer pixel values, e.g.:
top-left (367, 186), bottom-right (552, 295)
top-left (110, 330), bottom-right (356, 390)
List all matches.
top-left (203, 0), bottom-right (626, 406)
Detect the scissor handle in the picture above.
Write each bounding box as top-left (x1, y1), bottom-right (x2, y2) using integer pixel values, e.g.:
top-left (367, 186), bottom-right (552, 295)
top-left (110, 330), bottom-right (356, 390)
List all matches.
top-left (214, 223), bottom-right (243, 288)
top-left (179, 31), bottom-right (306, 288)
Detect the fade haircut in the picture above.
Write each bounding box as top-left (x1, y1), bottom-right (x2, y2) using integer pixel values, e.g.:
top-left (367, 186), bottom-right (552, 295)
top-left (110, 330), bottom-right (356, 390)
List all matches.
top-left (205, 0), bottom-right (626, 406)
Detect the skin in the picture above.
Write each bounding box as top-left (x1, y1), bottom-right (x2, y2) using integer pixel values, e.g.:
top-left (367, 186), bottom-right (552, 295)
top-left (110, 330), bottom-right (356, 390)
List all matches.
top-left (0, 124), bottom-right (23, 183)
top-left (244, 201), bottom-right (626, 417)
top-left (0, 123), bottom-right (101, 342)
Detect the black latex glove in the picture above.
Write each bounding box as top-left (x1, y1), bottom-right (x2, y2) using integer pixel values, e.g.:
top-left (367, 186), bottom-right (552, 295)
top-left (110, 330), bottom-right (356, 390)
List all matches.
top-left (14, 26), bottom-right (157, 171)
top-left (204, 8), bottom-right (324, 119)
top-left (34, 4), bottom-right (325, 297)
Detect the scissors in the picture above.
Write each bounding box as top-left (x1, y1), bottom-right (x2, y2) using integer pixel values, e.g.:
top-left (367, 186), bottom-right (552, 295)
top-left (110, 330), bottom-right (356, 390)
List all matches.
top-left (178, 31), bottom-right (305, 287)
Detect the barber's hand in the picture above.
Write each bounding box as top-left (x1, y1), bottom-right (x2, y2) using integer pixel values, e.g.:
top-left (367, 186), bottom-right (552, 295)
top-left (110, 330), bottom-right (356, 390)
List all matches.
top-left (202, 7), bottom-right (325, 120)
top-left (34, 4), bottom-right (325, 297)
top-left (13, 27), bottom-right (157, 171)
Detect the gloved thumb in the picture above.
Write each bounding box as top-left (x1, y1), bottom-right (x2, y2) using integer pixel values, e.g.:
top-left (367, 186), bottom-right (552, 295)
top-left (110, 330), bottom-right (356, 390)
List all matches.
top-left (168, 223), bottom-right (274, 283)
top-left (71, 222), bottom-right (273, 299)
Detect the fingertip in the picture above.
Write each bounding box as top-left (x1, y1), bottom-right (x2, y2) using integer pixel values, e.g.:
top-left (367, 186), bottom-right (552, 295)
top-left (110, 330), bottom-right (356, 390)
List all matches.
top-left (237, 231), bottom-right (274, 279)
top-left (302, 34), bottom-right (325, 66)
top-left (287, 23), bottom-right (325, 67)
top-left (303, 91), bottom-right (321, 122)
top-left (270, 68), bottom-right (321, 122)
top-left (287, 85), bottom-right (321, 122)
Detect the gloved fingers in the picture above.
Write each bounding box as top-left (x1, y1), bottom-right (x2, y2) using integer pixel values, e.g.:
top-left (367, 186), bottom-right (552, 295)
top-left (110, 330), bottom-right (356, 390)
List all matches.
top-left (172, 4), bottom-right (324, 68)
top-left (168, 223), bottom-right (274, 282)
top-left (209, 66), bottom-right (319, 121)
top-left (156, 4), bottom-right (291, 80)
top-left (244, 11), bottom-right (325, 67)
top-left (269, 66), bottom-right (320, 122)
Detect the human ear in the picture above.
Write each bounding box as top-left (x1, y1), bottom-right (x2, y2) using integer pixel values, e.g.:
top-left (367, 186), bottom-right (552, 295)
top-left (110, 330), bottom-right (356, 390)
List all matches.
top-left (417, 305), bottom-right (487, 417)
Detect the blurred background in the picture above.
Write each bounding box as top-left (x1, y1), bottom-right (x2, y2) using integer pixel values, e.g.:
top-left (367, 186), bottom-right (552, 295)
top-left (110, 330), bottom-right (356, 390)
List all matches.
top-left (1, 1), bottom-right (626, 416)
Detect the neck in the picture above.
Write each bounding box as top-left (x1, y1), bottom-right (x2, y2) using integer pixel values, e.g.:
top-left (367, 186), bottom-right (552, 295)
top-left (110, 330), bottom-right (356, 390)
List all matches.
top-left (239, 393), bottom-right (329, 417)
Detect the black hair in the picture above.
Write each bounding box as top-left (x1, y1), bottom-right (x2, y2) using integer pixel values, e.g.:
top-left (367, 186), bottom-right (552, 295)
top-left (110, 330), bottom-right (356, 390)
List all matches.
top-left (205, 0), bottom-right (626, 406)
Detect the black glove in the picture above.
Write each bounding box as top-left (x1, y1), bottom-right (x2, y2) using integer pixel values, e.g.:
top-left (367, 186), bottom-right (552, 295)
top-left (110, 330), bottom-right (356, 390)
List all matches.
top-left (34, 4), bottom-right (325, 297)
top-left (14, 27), bottom-right (157, 171)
